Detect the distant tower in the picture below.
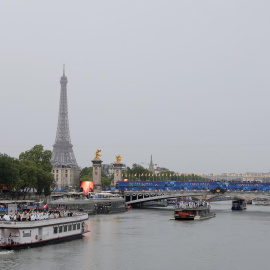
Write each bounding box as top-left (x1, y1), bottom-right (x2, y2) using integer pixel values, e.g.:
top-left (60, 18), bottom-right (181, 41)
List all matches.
top-left (51, 66), bottom-right (78, 168)
top-left (149, 155), bottom-right (155, 173)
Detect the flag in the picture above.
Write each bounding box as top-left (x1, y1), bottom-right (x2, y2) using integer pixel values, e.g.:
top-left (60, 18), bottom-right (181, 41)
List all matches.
top-left (43, 203), bottom-right (48, 209)
top-left (30, 206), bottom-right (37, 211)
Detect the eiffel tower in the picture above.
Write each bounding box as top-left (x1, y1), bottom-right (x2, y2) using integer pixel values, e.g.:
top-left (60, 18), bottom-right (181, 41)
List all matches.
top-left (51, 66), bottom-right (78, 168)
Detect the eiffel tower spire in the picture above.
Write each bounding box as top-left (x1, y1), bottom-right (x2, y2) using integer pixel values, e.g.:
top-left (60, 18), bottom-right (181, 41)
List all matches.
top-left (51, 67), bottom-right (78, 168)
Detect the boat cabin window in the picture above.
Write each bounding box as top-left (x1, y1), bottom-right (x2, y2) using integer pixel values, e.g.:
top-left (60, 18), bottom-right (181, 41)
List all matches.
top-left (59, 226), bottom-right (63, 233)
top-left (77, 223), bottom-right (80, 230)
top-left (68, 224), bottom-right (72, 231)
top-left (73, 224), bottom-right (76, 230)
top-left (54, 227), bottom-right (58, 234)
top-left (64, 225), bottom-right (67, 232)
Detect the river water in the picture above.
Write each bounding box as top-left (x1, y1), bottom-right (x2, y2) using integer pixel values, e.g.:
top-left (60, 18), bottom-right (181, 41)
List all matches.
top-left (1, 201), bottom-right (270, 270)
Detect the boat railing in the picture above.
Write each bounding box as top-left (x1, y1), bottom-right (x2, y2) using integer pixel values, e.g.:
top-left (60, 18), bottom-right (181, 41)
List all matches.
top-left (0, 212), bottom-right (86, 223)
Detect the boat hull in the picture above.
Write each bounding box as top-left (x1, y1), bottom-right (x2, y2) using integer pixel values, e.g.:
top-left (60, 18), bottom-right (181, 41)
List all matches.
top-left (174, 212), bottom-right (216, 220)
top-left (194, 212), bottom-right (216, 220)
top-left (174, 206), bottom-right (215, 221)
top-left (0, 233), bottom-right (85, 250)
top-left (175, 216), bottom-right (195, 220)
top-left (231, 206), bottom-right (246, 210)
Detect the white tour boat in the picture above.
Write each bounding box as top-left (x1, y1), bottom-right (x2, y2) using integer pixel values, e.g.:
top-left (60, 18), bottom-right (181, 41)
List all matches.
top-left (0, 212), bottom-right (89, 250)
top-left (173, 201), bottom-right (215, 220)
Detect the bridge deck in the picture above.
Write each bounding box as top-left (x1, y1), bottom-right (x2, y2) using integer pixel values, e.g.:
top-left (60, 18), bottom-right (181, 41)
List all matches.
top-left (124, 190), bottom-right (270, 205)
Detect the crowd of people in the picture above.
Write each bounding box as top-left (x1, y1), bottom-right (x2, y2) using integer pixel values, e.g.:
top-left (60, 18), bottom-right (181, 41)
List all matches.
top-left (0, 210), bottom-right (75, 222)
top-left (175, 200), bottom-right (210, 209)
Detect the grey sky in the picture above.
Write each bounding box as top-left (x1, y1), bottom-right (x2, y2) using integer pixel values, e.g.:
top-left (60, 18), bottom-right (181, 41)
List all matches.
top-left (1, 1), bottom-right (270, 174)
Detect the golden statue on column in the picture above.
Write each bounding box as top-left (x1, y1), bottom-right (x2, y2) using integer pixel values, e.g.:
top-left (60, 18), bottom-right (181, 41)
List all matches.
top-left (115, 154), bottom-right (122, 163)
top-left (94, 149), bottom-right (102, 160)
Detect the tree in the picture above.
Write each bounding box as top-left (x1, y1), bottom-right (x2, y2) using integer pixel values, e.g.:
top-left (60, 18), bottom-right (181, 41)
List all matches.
top-left (101, 170), bottom-right (112, 188)
top-left (36, 168), bottom-right (54, 197)
top-left (19, 145), bottom-right (54, 197)
top-left (18, 160), bottom-right (38, 199)
top-left (80, 167), bottom-right (93, 179)
top-left (19, 145), bottom-right (52, 172)
top-left (126, 163), bottom-right (151, 180)
top-left (0, 153), bottom-right (19, 191)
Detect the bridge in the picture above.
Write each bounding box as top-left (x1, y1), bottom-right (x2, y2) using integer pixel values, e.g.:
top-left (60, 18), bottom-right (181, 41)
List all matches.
top-left (123, 190), bottom-right (270, 206)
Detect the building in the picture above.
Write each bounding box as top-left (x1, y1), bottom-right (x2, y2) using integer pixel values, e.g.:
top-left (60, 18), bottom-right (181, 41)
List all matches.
top-left (101, 163), bottom-right (127, 178)
top-left (148, 155), bottom-right (155, 173)
top-left (51, 67), bottom-right (80, 189)
top-left (202, 172), bottom-right (270, 182)
top-left (52, 167), bottom-right (80, 189)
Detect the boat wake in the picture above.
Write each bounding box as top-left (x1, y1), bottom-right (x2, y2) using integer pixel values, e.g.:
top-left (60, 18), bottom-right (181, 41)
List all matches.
top-left (0, 250), bottom-right (14, 255)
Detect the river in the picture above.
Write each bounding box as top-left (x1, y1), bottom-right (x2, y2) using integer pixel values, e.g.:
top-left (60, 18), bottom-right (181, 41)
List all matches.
top-left (1, 201), bottom-right (270, 270)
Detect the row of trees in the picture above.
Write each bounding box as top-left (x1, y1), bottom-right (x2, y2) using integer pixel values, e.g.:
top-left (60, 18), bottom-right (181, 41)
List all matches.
top-left (125, 163), bottom-right (209, 181)
top-left (0, 145), bottom-right (54, 198)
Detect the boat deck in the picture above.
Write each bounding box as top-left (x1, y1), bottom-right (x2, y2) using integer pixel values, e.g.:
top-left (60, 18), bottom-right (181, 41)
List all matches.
top-left (0, 213), bottom-right (88, 228)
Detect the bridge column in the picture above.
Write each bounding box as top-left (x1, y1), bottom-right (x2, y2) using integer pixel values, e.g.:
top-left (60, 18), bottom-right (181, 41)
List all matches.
top-left (91, 159), bottom-right (103, 192)
top-left (112, 162), bottom-right (123, 187)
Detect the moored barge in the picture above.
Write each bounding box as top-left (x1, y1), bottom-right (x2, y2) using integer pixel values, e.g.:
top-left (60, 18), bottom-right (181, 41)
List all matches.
top-left (49, 196), bottom-right (126, 215)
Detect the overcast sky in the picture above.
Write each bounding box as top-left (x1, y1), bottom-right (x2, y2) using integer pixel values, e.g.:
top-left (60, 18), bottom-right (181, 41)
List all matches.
top-left (1, 1), bottom-right (270, 174)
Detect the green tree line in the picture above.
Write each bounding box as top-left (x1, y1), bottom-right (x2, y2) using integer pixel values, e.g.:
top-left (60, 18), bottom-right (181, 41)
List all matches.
top-left (124, 163), bottom-right (209, 181)
top-left (0, 145), bottom-right (54, 198)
